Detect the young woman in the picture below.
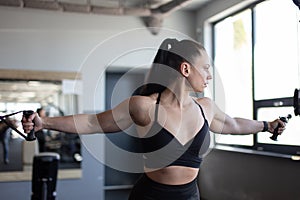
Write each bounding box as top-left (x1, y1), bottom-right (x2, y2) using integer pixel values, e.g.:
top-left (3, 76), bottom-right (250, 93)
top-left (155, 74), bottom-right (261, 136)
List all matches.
top-left (22, 38), bottom-right (286, 200)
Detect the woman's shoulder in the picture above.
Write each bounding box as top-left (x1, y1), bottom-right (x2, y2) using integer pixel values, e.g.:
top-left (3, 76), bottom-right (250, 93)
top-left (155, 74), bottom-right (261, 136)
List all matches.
top-left (193, 97), bottom-right (215, 121)
top-left (194, 96), bottom-right (214, 106)
top-left (129, 94), bottom-right (158, 107)
top-left (128, 94), bottom-right (158, 126)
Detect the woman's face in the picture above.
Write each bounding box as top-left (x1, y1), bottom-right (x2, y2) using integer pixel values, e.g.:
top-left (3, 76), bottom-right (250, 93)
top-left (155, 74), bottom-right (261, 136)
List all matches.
top-left (186, 50), bottom-right (212, 92)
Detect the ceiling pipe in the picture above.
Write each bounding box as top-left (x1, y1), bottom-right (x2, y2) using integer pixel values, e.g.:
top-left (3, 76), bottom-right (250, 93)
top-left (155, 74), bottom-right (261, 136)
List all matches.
top-left (0, 0), bottom-right (23, 7)
top-left (92, 6), bottom-right (151, 16)
top-left (151, 0), bottom-right (192, 14)
top-left (61, 2), bottom-right (91, 13)
top-left (23, 0), bottom-right (61, 11)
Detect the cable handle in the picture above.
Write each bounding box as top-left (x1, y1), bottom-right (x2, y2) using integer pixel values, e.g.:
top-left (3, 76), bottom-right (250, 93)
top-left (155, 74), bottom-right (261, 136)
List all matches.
top-left (23, 110), bottom-right (36, 141)
top-left (270, 114), bottom-right (292, 141)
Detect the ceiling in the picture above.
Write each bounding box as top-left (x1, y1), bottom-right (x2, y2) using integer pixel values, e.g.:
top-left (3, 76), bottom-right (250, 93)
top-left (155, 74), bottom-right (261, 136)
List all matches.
top-left (0, 0), bottom-right (212, 34)
top-left (0, 0), bottom-right (211, 13)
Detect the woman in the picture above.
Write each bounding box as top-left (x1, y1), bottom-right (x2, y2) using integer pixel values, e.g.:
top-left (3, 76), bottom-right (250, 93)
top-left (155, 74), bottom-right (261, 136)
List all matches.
top-left (22, 38), bottom-right (286, 200)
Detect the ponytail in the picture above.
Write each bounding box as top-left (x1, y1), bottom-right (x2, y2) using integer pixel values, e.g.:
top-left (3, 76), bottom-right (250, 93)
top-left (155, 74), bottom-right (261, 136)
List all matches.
top-left (134, 38), bottom-right (205, 96)
top-left (153, 38), bottom-right (179, 66)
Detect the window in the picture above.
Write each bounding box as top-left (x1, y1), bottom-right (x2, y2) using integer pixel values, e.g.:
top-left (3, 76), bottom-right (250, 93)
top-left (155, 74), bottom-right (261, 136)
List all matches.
top-left (254, 0), bottom-right (299, 101)
top-left (213, 0), bottom-right (300, 155)
top-left (214, 9), bottom-right (253, 146)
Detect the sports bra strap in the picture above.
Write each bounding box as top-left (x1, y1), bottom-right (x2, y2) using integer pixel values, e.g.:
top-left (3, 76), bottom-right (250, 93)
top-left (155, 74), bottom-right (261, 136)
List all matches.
top-left (196, 102), bottom-right (207, 120)
top-left (154, 93), bottom-right (161, 121)
top-left (156, 92), bottom-right (161, 104)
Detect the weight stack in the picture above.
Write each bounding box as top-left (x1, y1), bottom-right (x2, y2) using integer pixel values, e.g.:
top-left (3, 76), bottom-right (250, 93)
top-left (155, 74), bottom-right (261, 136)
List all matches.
top-left (31, 152), bottom-right (60, 200)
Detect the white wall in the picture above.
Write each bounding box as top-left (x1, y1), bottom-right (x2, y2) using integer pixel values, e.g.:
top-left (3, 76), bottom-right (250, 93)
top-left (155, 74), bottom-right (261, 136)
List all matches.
top-left (0, 6), bottom-right (196, 111)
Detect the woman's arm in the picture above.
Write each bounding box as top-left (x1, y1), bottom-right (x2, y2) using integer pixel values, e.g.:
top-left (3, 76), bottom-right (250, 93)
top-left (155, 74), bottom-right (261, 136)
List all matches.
top-left (22, 98), bottom-right (135, 135)
top-left (204, 98), bottom-right (286, 135)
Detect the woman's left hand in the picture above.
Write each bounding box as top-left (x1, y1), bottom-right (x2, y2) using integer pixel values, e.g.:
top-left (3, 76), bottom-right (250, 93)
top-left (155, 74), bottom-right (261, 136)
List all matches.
top-left (268, 119), bottom-right (286, 134)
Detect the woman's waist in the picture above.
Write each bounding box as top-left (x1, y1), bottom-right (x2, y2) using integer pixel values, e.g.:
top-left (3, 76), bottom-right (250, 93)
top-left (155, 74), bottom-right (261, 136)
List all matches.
top-left (145, 165), bottom-right (199, 185)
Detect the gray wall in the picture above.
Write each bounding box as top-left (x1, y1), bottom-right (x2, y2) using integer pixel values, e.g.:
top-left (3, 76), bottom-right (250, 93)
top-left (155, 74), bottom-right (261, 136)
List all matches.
top-left (199, 149), bottom-right (300, 200)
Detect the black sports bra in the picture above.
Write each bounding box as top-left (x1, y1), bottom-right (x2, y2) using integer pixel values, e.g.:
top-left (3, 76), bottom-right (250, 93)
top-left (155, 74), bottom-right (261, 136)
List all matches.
top-left (141, 93), bottom-right (210, 169)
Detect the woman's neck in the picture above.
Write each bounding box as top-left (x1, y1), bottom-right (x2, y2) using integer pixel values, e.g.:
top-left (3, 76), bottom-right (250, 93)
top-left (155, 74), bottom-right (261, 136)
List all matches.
top-left (160, 81), bottom-right (191, 109)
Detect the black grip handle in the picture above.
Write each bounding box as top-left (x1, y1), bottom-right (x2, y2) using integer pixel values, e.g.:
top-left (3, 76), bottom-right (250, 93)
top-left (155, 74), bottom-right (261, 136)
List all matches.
top-left (270, 127), bottom-right (280, 141)
top-left (270, 115), bottom-right (291, 141)
top-left (23, 110), bottom-right (36, 141)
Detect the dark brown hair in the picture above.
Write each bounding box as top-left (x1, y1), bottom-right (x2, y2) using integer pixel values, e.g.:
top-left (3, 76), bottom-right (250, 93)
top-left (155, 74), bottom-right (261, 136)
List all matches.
top-left (135, 38), bottom-right (205, 96)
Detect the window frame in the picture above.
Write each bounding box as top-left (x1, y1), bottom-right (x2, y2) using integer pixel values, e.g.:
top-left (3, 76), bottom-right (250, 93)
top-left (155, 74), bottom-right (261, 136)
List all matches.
top-left (211, 0), bottom-right (300, 156)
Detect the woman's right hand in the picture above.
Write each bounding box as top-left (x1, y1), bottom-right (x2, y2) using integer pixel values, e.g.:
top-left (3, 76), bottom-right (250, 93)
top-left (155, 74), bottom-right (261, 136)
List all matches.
top-left (22, 112), bottom-right (43, 134)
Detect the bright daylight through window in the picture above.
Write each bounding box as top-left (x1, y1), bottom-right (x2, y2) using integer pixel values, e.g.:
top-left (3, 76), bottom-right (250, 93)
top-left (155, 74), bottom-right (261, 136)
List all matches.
top-left (213, 0), bottom-right (300, 154)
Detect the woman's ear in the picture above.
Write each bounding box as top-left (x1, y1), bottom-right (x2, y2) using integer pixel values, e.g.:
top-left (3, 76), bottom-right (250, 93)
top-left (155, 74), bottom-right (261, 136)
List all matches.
top-left (180, 62), bottom-right (191, 78)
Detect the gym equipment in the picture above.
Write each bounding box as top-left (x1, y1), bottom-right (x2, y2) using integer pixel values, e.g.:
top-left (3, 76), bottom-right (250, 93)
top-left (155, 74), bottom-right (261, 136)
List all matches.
top-left (293, 0), bottom-right (300, 10)
top-left (31, 152), bottom-right (60, 200)
top-left (270, 114), bottom-right (292, 141)
top-left (0, 110), bottom-right (36, 141)
top-left (294, 88), bottom-right (300, 116)
top-left (270, 89), bottom-right (300, 141)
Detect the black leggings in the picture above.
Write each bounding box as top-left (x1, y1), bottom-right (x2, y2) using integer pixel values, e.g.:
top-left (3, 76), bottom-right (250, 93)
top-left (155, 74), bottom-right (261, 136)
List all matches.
top-left (128, 174), bottom-right (200, 200)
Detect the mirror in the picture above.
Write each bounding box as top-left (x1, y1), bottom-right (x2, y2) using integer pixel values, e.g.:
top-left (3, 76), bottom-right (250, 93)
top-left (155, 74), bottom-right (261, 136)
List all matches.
top-left (0, 69), bottom-right (82, 181)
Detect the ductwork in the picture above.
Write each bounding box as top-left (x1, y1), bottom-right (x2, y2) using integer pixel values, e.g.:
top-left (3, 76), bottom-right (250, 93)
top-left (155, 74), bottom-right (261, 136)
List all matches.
top-left (0, 0), bottom-right (193, 34)
top-left (144, 0), bottom-right (193, 35)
